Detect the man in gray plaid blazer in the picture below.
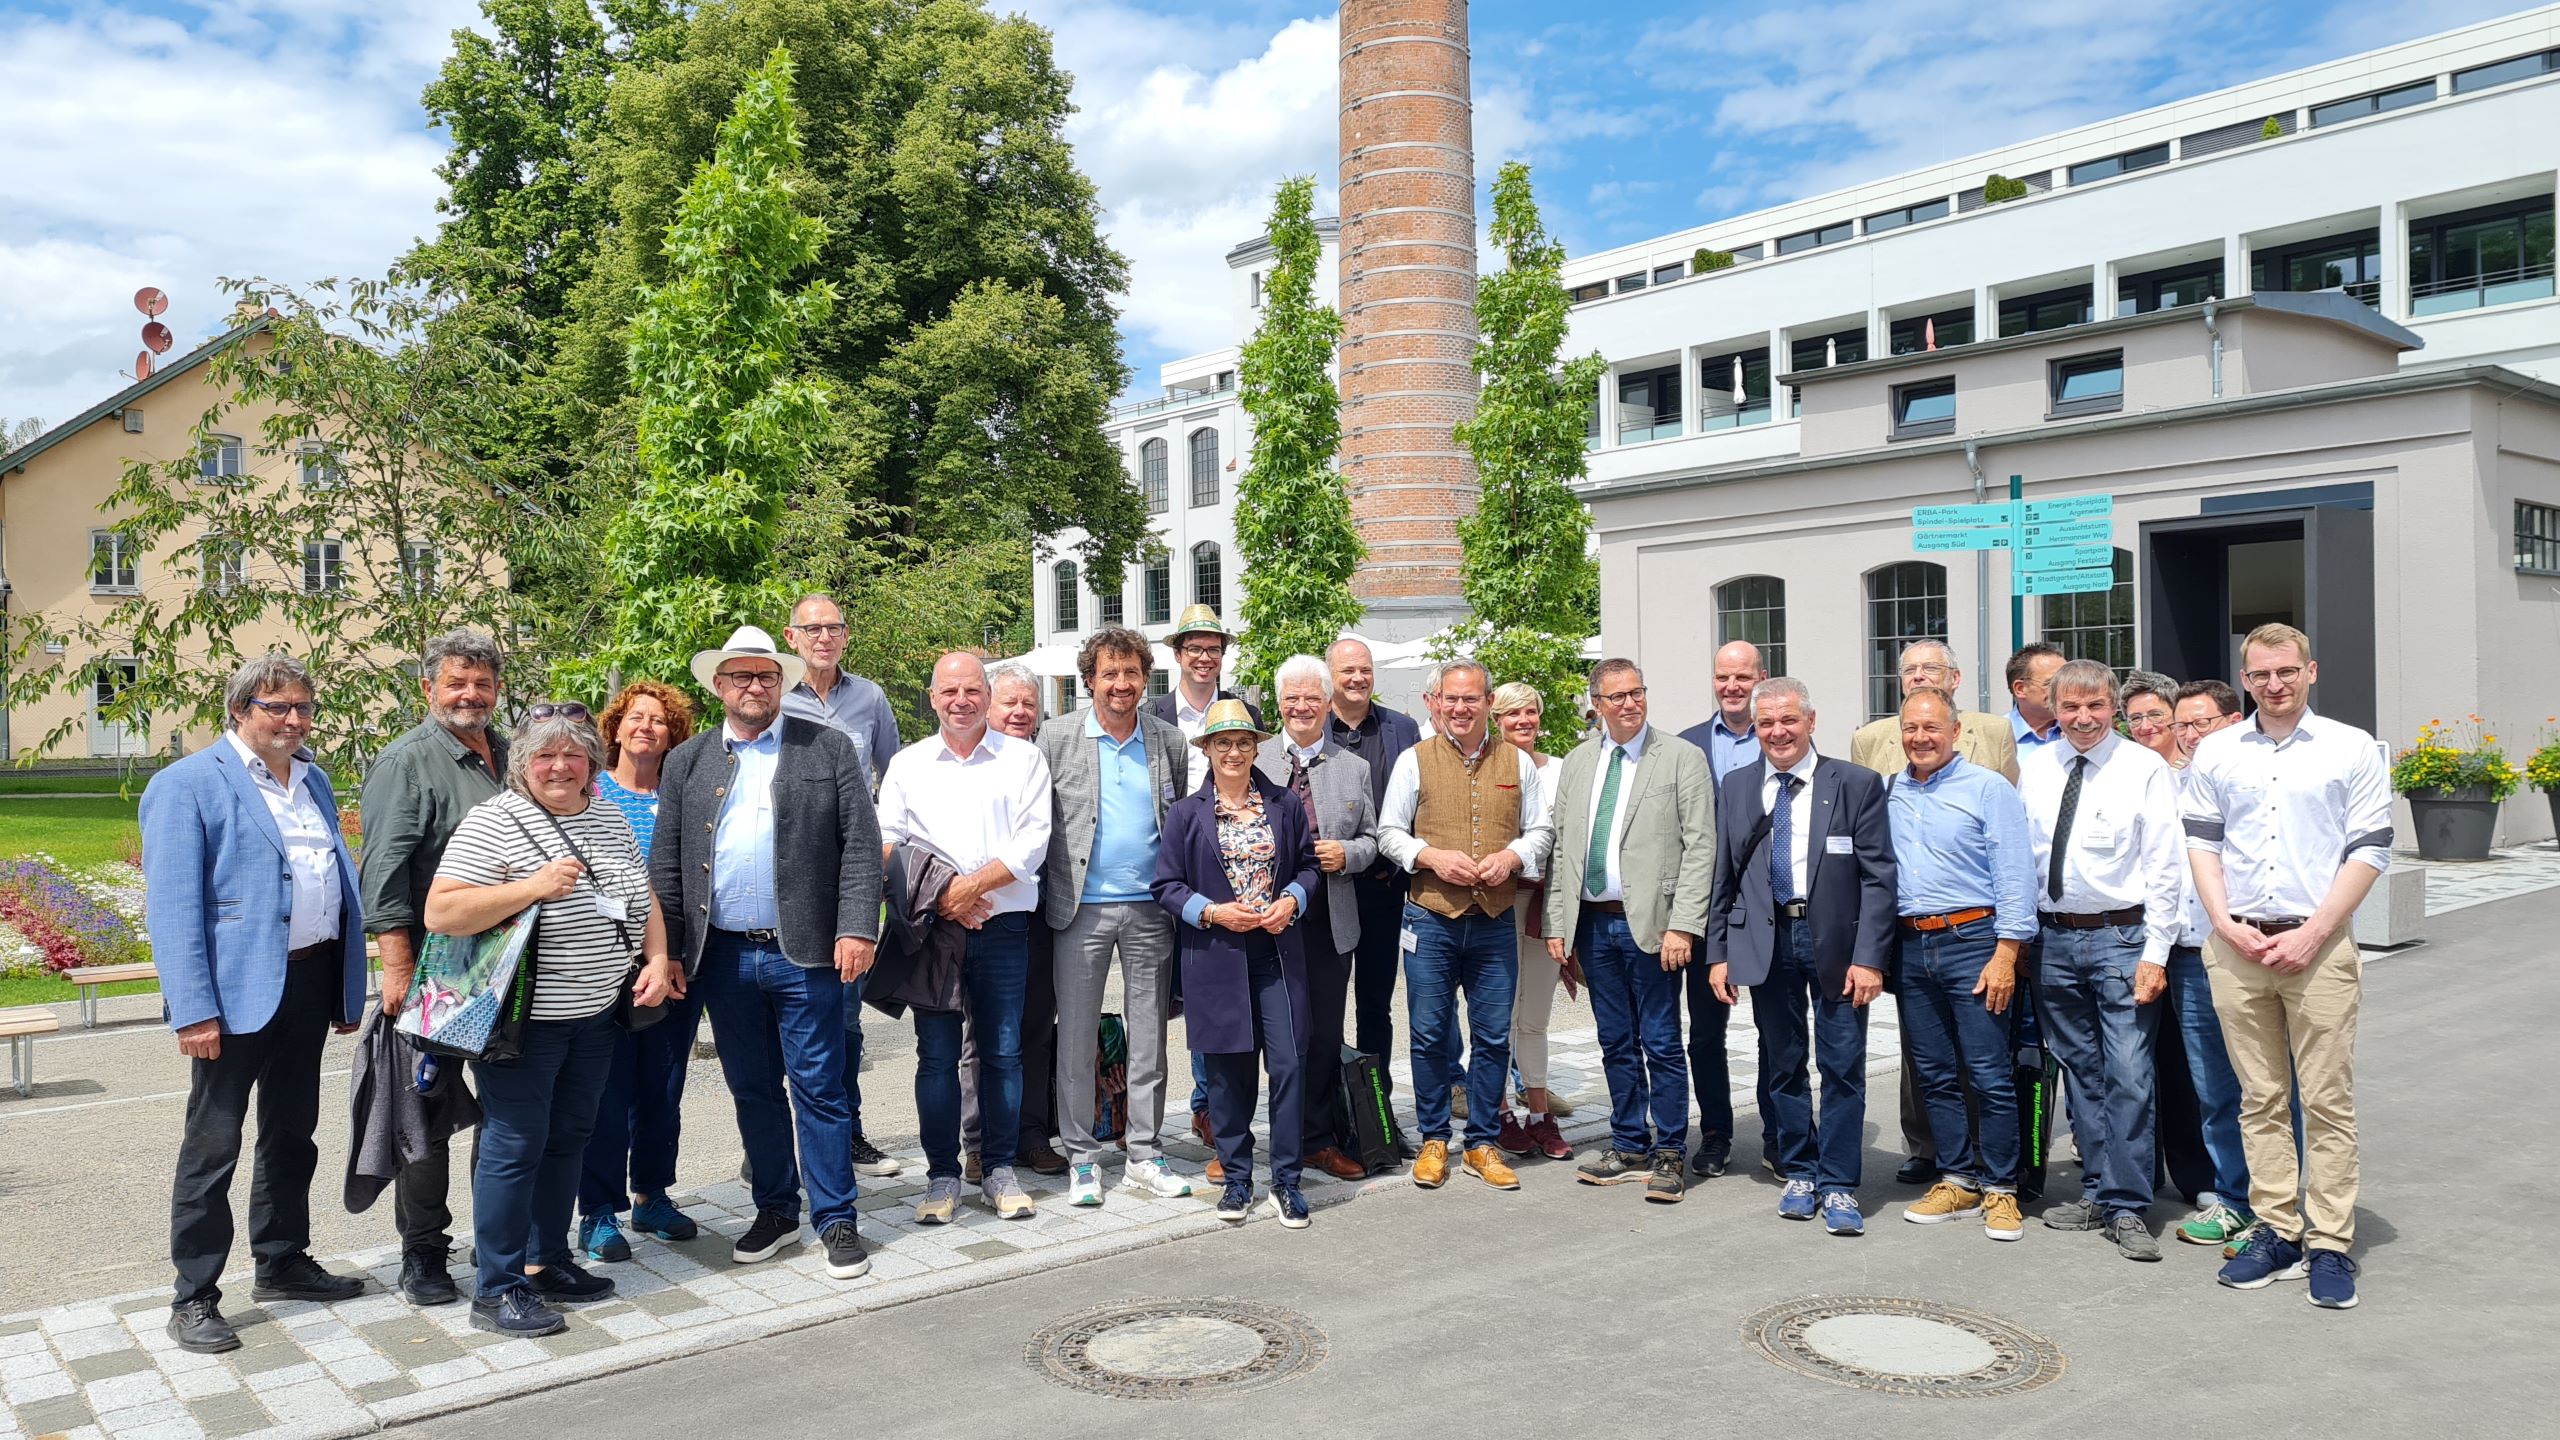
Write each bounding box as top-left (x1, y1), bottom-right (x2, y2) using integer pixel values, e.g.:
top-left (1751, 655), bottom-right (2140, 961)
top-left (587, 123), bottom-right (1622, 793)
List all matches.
top-left (1038, 626), bottom-right (1197, 1207)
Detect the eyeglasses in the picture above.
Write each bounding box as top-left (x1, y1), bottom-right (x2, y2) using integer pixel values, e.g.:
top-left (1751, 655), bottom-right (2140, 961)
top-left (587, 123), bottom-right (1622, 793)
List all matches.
top-left (789, 622), bottom-right (847, 638)
top-left (715, 670), bottom-right (785, 691)
top-left (526, 701), bottom-right (591, 723)
top-left (1178, 644), bottom-right (1226, 660)
top-left (1596, 686), bottom-right (1647, 706)
top-left (243, 698), bottom-right (317, 720)
top-left (2241, 665), bottom-right (2306, 687)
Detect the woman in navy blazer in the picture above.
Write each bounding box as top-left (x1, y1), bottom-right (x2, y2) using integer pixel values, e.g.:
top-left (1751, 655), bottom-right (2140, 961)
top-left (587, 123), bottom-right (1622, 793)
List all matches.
top-left (1154, 701), bottom-right (1319, 1228)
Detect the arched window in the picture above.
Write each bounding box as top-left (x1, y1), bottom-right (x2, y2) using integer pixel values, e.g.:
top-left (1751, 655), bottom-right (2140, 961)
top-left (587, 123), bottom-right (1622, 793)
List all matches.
top-left (1191, 542), bottom-right (1223, 616)
top-left (1864, 561), bottom-right (1948, 720)
top-left (1188, 428), bottom-right (1220, 507)
top-left (1054, 560), bottom-right (1079, 634)
top-left (1143, 548), bottom-right (1172, 624)
top-left (2042, 548), bottom-right (2136, 674)
top-left (1140, 438), bottom-right (1168, 514)
top-left (1714, 575), bottom-right (1786, 679)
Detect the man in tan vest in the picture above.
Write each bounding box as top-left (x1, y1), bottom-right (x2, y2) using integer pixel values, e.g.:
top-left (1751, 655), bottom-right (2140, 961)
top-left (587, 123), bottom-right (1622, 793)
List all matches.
top-left (1377, 660), bottom-right (1555, 1191)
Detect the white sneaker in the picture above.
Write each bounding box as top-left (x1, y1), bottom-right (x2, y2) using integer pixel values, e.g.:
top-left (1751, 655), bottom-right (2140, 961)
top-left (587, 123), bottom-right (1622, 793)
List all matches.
top-left (1068, 1164), bottom-right (1104, 1207)
top-left (1123, 1157), bottom-right (1194, 1199)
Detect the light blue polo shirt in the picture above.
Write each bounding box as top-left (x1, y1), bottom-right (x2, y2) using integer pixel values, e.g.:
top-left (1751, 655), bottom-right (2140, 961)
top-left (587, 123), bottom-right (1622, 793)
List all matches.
top-left (1081, 711), bottom-right (1158, 904)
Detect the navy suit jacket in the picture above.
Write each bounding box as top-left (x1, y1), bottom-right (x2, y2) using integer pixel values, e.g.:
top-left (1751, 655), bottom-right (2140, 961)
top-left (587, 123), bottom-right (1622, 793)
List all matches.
top-left (138, 742), bottom-right (367, 1033)
top-left (1145, 690), bottom-right (1263, 731)
top-left (1705, 756), bottom-right (1897, 993)
top-left (1152, 773), bottom-right (1317, 1055)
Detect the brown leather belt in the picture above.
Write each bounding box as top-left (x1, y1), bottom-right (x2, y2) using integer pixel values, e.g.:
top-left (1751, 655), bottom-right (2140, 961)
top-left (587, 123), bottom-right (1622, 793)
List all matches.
top-left (1900, 907), bottom-right (1994, 933)
top-left (1583, 899), bottom-right (1626, 915)
top-left (2039, 906), bottom-right (2144, 930)
top-left (2237, 916), bottom-right (2308, 936)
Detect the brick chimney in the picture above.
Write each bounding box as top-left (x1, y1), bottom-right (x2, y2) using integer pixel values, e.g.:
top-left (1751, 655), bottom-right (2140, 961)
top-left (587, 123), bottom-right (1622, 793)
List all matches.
top-left (1338, 0), bottom-right (1476, 634)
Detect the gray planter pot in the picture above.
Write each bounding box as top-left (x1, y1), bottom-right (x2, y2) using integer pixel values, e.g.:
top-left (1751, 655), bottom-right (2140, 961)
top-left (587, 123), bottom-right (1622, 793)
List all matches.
top-left (2407, 787), bottom-right (2498, 861)
top-left (2547, 788), bottom-right (2560, 850)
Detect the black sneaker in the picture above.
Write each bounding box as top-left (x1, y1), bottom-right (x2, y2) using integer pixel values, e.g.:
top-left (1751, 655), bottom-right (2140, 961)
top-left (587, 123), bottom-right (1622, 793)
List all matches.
top-left (399, 1247), bottom-right (461, 1307)
top-left (526, 1259), bottom-right (617, 1305)
top-left (732, 1209), bottom-right (799, 1264)
top-left (470, 1287), bottom-right (566, 1337)
top-left (252, 1252), bottom-right (363, 1303)
top-left (1575, 1149), bottom-right (1649, 1186)
top-left (166, 1297), bottom-right (239, 1354)
top-left (821, 1222), bottom-right (871, 1279)
top-left (1644, 1150), bottom-right (1688, 1204)
top-left (1690, 1133), bottom-right (1732, 1178)
top-left (1895, 1155), bottom-right (1939, 1186)
top-left (848, 1134), bottom-right (903, 1178)
top-left (1215, 1179), bottom-right (1253, 1221)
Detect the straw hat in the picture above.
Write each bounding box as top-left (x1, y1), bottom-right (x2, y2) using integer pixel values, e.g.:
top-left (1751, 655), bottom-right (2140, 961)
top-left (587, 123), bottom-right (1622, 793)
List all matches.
top-left (1167, 604), bottom-right (1232, 644)
top-left (1189, 697), bottom-right (1273, 748)
top-left (689, 624), bottom-right (807, 692)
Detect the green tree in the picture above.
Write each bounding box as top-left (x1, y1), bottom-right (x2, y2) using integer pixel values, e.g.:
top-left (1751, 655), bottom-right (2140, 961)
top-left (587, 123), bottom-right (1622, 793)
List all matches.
top-left (2, 279), bottom-right (549, 775)
top-left (1231, 175), bottom-right (1360, 699)
top-left (571, 45), bottom-right (833, 708)
top-left (1449, 161), bottom-right (1608, 752)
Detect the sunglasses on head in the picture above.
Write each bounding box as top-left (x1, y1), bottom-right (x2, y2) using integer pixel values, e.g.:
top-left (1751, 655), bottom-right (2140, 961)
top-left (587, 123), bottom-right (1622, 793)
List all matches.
top-left (526, 700), bottom-right (592, 723)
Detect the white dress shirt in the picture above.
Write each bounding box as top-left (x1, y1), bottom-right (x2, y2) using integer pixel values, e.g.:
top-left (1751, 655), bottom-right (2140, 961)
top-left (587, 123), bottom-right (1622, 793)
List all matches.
top-left (1580, 727), bottom-right (1647, 903)
top-left (876, 728), bottom-right (1054, 915)
top-left (2180, 708), bottom-right (2393, 921)
top-left (2173, 764), bottom-right (2211, 947)
top-left (1376, 733), bottom-right (1553, 880)
top-left (2020, 732), bottom-right (2182, 966)
top-left (225, 732), bottom-right (341, 948)
top-left (1760, 751), bottom-right (1819, 902)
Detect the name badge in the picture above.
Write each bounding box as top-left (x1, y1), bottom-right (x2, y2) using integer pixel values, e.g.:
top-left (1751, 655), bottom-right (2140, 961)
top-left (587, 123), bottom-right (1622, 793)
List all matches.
top-left (1399, 927), bottom-right (1417, 954)
top-left (594, 895), bottom-right (630, 922)
top-left (1824, 835), bottom-right (1854, 856)
top-left (1161, 780), bottom-right (1177, 803)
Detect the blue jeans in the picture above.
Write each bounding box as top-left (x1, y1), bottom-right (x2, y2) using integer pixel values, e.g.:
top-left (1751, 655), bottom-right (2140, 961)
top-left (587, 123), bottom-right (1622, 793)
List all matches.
top-left (1894, 921), bottom-right (2020, 1191)
top-left (470, 1011), bottom-right (616, 1300)
top-left (1578, 912), bottom-right (1688, 1155)
top-left (1403, 903), bottom-right (1517, 1151)
top-left (1752, 915), bottom-right (1868, 1193)
top-left (696, 931), bottom-right (857, 1230)
top-left (2037, 924), bottom-right (2160, 1216)
top-left (577, 992), bottom-right (706, 1217)
top-left (2167, 945), bottom-right (2251, 1204)
top-left (914, 913), bottom-right (1030, 1179)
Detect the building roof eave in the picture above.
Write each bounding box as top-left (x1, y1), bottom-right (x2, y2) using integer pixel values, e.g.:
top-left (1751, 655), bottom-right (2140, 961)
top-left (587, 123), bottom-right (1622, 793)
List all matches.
top-left (0, 319), bottom-right (266, 478)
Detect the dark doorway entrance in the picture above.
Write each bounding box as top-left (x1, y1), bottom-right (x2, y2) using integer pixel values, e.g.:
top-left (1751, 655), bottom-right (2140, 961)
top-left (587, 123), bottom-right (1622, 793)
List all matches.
top-left (2141, 505), bottom-right (2375, 732)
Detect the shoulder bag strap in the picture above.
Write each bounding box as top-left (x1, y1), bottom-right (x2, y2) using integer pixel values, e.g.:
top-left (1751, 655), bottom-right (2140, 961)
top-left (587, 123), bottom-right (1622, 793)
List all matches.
top-left (505, 803), bottom-right (637, 956)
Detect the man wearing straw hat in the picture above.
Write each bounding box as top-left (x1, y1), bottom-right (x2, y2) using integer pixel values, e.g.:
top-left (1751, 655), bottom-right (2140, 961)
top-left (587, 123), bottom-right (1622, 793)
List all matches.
top-left (1149, 604), bottom-right (1264, 740)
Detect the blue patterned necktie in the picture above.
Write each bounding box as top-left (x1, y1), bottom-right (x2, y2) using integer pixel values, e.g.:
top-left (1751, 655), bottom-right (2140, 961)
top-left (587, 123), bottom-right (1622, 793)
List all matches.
top-left (1769, 773), bottom-right (1799, 903)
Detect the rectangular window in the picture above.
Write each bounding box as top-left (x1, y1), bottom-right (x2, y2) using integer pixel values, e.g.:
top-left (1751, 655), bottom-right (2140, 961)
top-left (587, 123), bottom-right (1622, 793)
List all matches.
top-left (1651, 263), bottom-right (1684, 286)
top-left (2518, 500), bottom-right (2560, 575)
top-left (1696, 349), bottom-right (1772, 430)
top-left (2251, 230), bottom-right (2382, 307)
top-left (1615, 364), bottom-right (1683, 443)
top-left (197, 435), bottom-right (245, 484)
top-left (2408, 199), bottom-right (2556, 317)
top-left (1775, 220), bottom-right (1853, 255)
top-left (1728, 243), bottom-right (1765, 263)
top-left (1998, 284), bottom-right (2093, 338)
top-left (1863, 199), bottom-right (1949, 234)
top-left (1142, 552), bottom-right (1172, 625)
top-left (2049, 351), bottom-right (2125, 418)
top-left (90, 530), bottom-right (137, 592)
top-left (2309, 79), bottom-right (2435, 128)
top-left (1098, 588), bottom-right (1124, 626)
top-left (1568, 281), bottom-right (1609, 304)
top-left (1615, 272), bottom-right (1647, 293)
top-left (1892, 379), bottom-right (1956, 440)
top-left (2454, 50), bottom-right (2558, 95)
top-left (299, 443), bottom-right (343, 490)
top-left (201, 536), bottom-right (245, 592)
top-left (401, 540), bottom-right (438, 592)
top-left (1249, 271), bottom-right (1263, 309)
top-left (2066, 142), bottom-right (2169, 186)
top-left (1788, 327), bottom-right (1867, 374)
top-left (1188, 429), bottom-right (1220, 508)
top-left (2117, 261), bottom-right (2224, 316)
top-left (1889, 307), bottom-right (1974, 355)
top-left (302, 538), bottom-right (344, 594)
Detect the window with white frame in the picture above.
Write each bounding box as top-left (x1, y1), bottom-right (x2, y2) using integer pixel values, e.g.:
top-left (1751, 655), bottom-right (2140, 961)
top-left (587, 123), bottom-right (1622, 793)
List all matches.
top-left (90, 530), bottom-right (138, 591)
top-left (1054, 560), bottom-right (1080, 633)
top-left (299, 441), bottom-right (344, 490)
top-left (1188, 428), bottom-right (1220, 508)
top-left (1191, 542), bottom-right (1222, 616)
top-left (201, 535), bottom-right (246, 592)
top-left (1714, 575), bottom-right (1787, 678)
top-left (1140, 438), bottom-right (1169, 514)
top-left (401, 540), bottom-right (439, 592)
top-left (1864, 562), bottom-right (1948, 720)
top-left (198, 434), bottom-right (245, 483)
top-left (302, 538), bottom-right (345, 594)
top-left (1143, 549), bottom-right (1172, 624)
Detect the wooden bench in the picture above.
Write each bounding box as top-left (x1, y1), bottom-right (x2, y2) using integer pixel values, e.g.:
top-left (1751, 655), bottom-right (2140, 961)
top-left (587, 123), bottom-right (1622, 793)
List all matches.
top-left (62, 962), bottom-right (158, 1028)
top-left (2, 1006), bottom-right (60, 1097)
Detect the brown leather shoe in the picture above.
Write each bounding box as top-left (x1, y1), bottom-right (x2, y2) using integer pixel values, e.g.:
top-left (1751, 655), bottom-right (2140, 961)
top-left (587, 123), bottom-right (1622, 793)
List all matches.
top-left (963, 1151), bottom-right (983, 1184)
top-left (1203, 1154), bottom-right (1226, 1183)
top-left (1463, 1145), bottom-right (1521, 1190)
top-left (1306, 1146), bottom-right (1366, 1181)
top-left (1525, 1114), bottom-right (1572, 1162)
top-left (1411, 1139), bottom-right (1450, 1188)
top-left (1195, 1113), bottom-right (1224, 1182)
top-left (1019, 1139), bottom-right (1069, 1177)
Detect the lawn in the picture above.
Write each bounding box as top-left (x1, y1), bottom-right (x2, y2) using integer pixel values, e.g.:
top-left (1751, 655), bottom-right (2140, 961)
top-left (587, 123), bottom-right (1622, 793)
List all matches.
top-left (0, 772), bottom-right (157, 797)
top-left (0, 974), bottom-right (157, 1008)
top-left (0, 796), bottom-right (144, 869)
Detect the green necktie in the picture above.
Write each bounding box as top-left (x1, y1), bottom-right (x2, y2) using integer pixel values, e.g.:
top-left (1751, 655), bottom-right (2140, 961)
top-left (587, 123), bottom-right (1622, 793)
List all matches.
top-left (1584, 745), bottom-right (1625, 898)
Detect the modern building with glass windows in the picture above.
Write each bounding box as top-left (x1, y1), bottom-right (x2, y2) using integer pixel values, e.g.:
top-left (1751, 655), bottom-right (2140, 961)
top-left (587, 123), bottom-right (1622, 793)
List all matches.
top-left (1567, 7), bottom-right (2560, 843)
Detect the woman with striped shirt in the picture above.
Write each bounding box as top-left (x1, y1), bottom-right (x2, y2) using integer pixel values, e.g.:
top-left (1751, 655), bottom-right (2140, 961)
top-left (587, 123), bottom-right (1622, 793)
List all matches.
top-left (426, 704), bottom-right (679, 1338)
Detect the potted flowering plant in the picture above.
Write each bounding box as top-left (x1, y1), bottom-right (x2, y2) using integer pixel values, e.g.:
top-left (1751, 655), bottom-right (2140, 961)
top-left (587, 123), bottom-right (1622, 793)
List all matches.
top-left (2526, 721), bottom-right (2560, 849)
top-left (2390, 716), bottom-right (2520, 861)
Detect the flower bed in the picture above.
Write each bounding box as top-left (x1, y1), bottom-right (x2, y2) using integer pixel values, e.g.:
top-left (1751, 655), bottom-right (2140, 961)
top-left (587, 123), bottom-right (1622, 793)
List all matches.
top-left (0, 855), bottom-right (151, 977)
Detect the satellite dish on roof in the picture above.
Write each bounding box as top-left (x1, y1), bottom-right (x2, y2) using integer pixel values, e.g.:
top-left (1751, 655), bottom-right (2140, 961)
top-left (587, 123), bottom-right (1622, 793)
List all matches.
top-left (134, 287), bottom-right (168, 318)
top-left (135, 350), bottom-right (156, 380)
top-left (142, 321), bottom-right (174, 355)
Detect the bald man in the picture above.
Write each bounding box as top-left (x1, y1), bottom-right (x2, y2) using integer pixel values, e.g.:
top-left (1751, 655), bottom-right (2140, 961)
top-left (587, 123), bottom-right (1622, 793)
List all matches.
top-left (1676, 639), bottom-right (1771, 1176)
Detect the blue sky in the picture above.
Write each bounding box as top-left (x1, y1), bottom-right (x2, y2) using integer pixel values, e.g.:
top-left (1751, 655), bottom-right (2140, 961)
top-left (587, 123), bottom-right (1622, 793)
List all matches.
top-left (0, 0), bottom-right (2533, 431)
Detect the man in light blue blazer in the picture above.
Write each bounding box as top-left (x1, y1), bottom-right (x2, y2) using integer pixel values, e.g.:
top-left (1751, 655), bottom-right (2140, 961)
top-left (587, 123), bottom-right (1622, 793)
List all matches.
top-left (141, 655), bottom-right (369, 1354)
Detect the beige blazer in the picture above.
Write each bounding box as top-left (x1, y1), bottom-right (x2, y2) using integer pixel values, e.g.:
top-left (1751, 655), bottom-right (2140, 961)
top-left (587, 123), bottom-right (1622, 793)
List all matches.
top-left (1848, 709), bottom-right (2019, 783)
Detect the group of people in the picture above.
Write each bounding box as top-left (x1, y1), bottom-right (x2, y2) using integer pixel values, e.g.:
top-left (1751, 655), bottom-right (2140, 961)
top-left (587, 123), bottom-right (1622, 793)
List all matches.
top-left (139, 595), bottom-right (2386, 1355)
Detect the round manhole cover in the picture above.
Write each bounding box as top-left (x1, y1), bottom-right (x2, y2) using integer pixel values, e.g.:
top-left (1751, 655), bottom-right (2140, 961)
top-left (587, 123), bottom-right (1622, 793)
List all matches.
top-left (1743, 1296), bottom-right (2064, 1398)
top-left (1028, 1298), bottom-right (1326, 1400)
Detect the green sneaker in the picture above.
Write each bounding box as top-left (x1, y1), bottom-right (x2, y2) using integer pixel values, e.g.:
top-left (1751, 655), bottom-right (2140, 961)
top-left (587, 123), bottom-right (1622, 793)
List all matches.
top-left (2178, 1200), bottom-right (2257, 1253)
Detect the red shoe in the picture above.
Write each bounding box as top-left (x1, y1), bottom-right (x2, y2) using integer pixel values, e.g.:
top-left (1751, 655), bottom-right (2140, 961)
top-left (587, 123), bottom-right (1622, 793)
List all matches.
top-left (1493, 1110), bottom-right (1534, 1158)
top-left (1526, 1114), bottom-right (1573, 1162)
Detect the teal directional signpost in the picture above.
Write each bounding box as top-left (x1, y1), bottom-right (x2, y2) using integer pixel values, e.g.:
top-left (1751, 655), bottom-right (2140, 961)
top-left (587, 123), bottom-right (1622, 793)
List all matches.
top-left (1910, 476), bottom-right (2116, 651)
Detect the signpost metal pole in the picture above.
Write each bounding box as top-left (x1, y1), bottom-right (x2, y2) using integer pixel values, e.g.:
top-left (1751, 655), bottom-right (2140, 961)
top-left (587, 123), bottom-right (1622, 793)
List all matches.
top-left (1973, 459), bottom-right (1989, 713)
top-left (2008, 474), bottom-right (2025, 656)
